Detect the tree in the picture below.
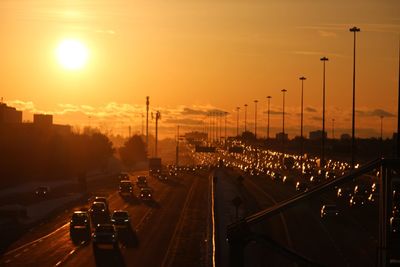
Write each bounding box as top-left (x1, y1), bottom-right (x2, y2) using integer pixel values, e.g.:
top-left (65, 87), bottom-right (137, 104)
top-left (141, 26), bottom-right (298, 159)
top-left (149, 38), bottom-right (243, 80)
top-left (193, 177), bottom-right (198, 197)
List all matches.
top-left (119, 135), bottom-right (147, 168)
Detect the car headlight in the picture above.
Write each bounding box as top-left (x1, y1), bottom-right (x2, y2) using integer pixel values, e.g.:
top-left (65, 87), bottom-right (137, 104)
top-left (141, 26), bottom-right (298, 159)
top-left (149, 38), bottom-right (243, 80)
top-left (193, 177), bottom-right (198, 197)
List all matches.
top-left (124, 219), bottom-right (129, 222)
top-left (111, 219), bottom-right (115, 222)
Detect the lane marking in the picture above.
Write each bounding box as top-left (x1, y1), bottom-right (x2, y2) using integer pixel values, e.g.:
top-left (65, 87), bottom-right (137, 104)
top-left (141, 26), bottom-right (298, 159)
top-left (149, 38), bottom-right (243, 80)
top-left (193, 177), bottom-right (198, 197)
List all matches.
top-left (161, 176), bottom-right (198, 267)
top-left (210, 173), bottom-right (216, 267)
top-left (4, 223), bottom-right (69, 256)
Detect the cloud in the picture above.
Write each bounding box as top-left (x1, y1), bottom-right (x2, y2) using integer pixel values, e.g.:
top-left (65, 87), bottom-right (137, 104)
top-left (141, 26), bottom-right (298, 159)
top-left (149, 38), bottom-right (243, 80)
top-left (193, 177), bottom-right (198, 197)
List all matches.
top-left (318, 30), bottom-right (337, 38)
top-left (311, 116), bottom-right (322, 121)
top-left (180, 107), bottom-right (228, 116)
top-left (181, 107), bottom-right (208, 116)
top-left (263, 110), bottom-right (285, 115)
top-left (356, 109), bottom-right (395, 118)
top-left (305, 107), bottom-right (317, 113)
top-left (164, 118), bottom-right (204, 125)
top-left (290, 50), bottom-right (345, 58)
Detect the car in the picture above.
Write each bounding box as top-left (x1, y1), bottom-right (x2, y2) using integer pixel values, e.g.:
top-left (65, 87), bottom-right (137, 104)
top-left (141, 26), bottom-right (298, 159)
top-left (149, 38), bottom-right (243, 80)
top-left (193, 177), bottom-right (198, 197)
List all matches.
top-left (89, 202), bottom-right (109, 224)
top-left (354, 184), bottom-right (371, 196)
top-left (157, 172), bottom-right (168, 181)
top-left (93, 197), bottom-right (109, 212)
top-left (119, 181), bottom-right (133, 197)
top-left (111, 210), bottom-right (130, 228)
top-left (139, 187), bottom-right (152, 200)
top-left (118, 172), bottom-right (130, 181)
top-left (349, 194), bottom-right (366, 207)
top-left (390, 216), bottom-right (400, 237)
top-left (70, 211), bottom-right (91, 239)
top-left (336, 186), bottom-right (352, 199)
top-left (92, 224), bottom-right (118, 250)
top-left (296, 181), bottom-right (309, 192)
top-left (137, 176), bottom-right (148, 188)
top-left (35, 186), bottom-right (50, 197)
top-left (320, 204), bottom-right (339, 218)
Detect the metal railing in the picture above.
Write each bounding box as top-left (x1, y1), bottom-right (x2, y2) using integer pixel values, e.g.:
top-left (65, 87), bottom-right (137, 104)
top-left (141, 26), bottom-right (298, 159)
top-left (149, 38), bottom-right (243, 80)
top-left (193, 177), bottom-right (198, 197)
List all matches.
top-left (226, 158), bottom-right (400, 267)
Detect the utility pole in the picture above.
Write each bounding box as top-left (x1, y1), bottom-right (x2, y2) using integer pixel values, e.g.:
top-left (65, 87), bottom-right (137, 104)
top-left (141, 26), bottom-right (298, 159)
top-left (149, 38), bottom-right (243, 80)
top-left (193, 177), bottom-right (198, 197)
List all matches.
top-left (281, 89), bottom-right (287, 152)
top-left (397, 36), bottom-right (400, 158)
top-left (254, 100), bottom-right (258, 138)
top-left (236, 107), bottom-right (240, 136)
top-left (146, 96), bottom-right (149, 153)
top-left (225, 112), bottom-right (228, 145)
top-left (244, 104), bottom-right (248, 132)
top-left (154, 111), bottom-right (161, 157)
top-left (141, 113), bottom-right (144, 136)
top-left (176, 125), bottom-right (179, 166)
top-left (266, 96), bottom-right (272, 140)
top-left (380, 115), bottom-right (384, 157)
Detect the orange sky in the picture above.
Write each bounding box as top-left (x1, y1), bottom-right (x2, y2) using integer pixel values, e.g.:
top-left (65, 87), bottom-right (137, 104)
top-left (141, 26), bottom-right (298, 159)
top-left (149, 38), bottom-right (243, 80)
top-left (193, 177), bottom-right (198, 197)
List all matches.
top-left (1, 0), bottom-right (399, 138)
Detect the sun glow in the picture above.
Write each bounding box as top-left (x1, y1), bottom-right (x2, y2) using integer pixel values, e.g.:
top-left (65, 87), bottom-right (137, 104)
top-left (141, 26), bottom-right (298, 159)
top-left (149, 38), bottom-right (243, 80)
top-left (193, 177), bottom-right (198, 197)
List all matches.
top-left (56, 39), bottom-right (88, 70)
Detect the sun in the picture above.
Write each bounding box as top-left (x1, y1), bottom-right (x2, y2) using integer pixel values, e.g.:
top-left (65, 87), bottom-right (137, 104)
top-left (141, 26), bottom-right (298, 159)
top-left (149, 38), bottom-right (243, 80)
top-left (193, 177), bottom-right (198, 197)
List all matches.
top-left (56, 39), bottom-right (88, 70)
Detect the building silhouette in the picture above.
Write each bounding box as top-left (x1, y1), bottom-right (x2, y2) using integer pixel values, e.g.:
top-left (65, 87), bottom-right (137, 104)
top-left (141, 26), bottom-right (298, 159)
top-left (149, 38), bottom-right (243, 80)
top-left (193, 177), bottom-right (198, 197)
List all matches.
top-left (0, 104), bottom-right (71, 135)
top-left (309, 130), bottom-right (327, 140)
top-left (276, 132), bottom-right (288, 142)
top-left (0, 103), bottom-right (22, 124)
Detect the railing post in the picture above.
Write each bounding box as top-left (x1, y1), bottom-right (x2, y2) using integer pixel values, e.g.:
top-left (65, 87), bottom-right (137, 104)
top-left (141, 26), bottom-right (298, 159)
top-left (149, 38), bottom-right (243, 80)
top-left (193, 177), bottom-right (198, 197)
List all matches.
top-left (378, 160), bottom-right (392, 267)
top-left (227, 220), bottom-right (250, 267)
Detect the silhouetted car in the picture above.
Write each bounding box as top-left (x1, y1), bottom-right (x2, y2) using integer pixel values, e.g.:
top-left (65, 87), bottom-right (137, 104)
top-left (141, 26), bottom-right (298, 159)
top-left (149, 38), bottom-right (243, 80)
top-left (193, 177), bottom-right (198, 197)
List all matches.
top-left (111, 210), bottom-right (130, 228)
top-left (157, 173), bottom-right (168, 181)
top-left (92, 224), bottom-right (118, 250)
top-left (119, 181), bottom-right (133, 197)
top-left (137, 176), bottom-right (148, 188)
top-left (70, 211), bottom-right (91, 239)
top-left (118, 172), bottom-right (130, 181)
top-left (139, 187), bottom-right (152, 200)
top-left (390, 216), bottom-right (400, 237)
top-left (89, 202), bottom-right (109, 224)
top-left (336, 186), bottom-right (352, 199)
top-left (35, 186), bottom-right (50, 197)
top-left (320, 204), bottom-right (339, 218)
top-left (93, 197), bottom-right (109, 213)
top-left (296, 181), bottom-right (309, 192)
top-left (349, 194), bottom-right (366, 207)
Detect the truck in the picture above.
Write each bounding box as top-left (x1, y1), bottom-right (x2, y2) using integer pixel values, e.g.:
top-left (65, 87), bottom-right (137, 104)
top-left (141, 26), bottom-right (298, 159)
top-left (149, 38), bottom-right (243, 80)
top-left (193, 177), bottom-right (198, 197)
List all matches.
top-left (149, 157), bottom-right (162, 176)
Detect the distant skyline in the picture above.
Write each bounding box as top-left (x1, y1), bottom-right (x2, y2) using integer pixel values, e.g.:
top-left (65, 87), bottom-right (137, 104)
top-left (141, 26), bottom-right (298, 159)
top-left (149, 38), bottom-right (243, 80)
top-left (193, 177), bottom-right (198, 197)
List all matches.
top-left (0, 0), bottom-right (399, 138)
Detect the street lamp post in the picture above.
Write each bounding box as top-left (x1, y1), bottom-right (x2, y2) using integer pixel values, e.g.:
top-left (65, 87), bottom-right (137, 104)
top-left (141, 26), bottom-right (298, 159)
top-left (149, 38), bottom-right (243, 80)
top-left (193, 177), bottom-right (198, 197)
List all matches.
top-left (350, 26), bottom-right (360, 169)
top-left (236, 107), bottom-right (240, 136)
top-left (225, 112), bottom-right (228, 145)
top-left (146, 96), bottom-right (149, 152)
top-left (244, 104), bottom-right (248, 132)
top-left (281, 89), bottom-right (287, 151)
top-left (254, 100), bottom-right (258, 139)
top-left (267, 96), bottom-right (272, 140)
top-left (380, 115), bottom-right (384, 157)
top-left (321, 57), bottom-right (329, 169)
top-left (299, 76), bottom-right (306, 174)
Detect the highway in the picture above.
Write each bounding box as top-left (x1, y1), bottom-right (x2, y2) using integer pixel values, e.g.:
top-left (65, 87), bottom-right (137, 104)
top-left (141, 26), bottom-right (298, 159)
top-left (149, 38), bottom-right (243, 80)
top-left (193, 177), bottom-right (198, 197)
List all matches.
top-left (0, 169), bottom-right (211, 267)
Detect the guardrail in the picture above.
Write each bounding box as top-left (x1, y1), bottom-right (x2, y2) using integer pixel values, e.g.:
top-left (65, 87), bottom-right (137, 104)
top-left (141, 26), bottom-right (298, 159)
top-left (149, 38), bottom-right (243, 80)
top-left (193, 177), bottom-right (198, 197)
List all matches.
top-left (226, 158), bottom-right (400, 267)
